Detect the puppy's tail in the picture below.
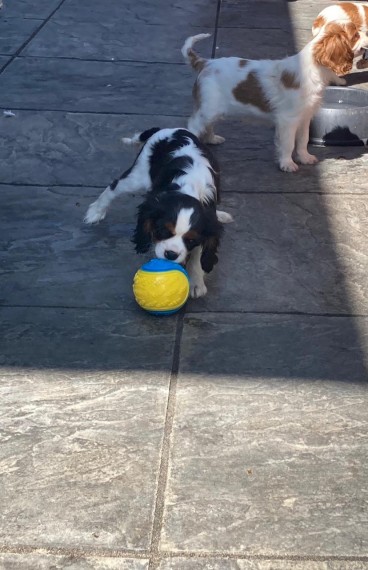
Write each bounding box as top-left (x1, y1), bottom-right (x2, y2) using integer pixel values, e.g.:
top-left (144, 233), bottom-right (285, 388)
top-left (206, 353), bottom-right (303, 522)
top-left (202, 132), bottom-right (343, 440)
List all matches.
top-left (181, 33), bottom-right (211, 72)
top-left (122, 127), bottom-right (161, 146)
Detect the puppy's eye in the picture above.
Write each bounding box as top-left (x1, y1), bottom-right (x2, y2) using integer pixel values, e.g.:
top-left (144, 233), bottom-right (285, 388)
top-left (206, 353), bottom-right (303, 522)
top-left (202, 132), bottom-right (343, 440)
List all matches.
top-left (155, 227), bottom-right (173, 240)
top-left (185, 238), bottom-right (199, 250)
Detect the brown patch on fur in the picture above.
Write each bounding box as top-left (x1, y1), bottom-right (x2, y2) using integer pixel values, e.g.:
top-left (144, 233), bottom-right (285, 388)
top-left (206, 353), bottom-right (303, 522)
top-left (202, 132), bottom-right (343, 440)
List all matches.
top-left (239, 59), bottom-right (249, 68)
top-left (280, 70), bottom-right (300, 89)
top-left (188, 48), bottom-right (206, 72)
top-left (183, 230), bottom-right (200, 241)
top-left (313, 14), bottom-right (326, 34)
top-left (165, 222), bottom-right (175, 235)
top-left (232, 72), bottom-right (271, 112)
top-left (340, 2), bottom-right (363, 30)
top-left (364, 5), bottom-right (368, 27)
top-left (143, 219), bottom-right (153, 234)
top-left (347, 23), bottom-right (361, 45)
top-left (193, 79), bottom-right (201, 110)
top-left (313, 22), bottom-right (355, 76)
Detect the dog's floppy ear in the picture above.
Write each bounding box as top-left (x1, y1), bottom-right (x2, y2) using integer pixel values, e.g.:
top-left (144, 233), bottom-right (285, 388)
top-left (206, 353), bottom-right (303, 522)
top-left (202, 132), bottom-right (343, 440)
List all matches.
top-left (132, 197), bottom-right (159, 254)
top-left (313, 23), bottom-right (355, 76)
top-left (200, 209), bottom-right (224, 273)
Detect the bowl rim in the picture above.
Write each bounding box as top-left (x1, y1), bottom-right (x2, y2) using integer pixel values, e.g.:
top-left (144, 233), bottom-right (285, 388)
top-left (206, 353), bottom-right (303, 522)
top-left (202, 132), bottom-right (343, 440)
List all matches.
top-left (322, 85), bottom-right (368, 110)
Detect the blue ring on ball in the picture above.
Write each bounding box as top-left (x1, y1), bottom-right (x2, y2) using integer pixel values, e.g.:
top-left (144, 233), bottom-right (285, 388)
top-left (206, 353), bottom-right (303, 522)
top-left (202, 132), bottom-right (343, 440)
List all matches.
top-left (140, 258), bottom-right (189, 278)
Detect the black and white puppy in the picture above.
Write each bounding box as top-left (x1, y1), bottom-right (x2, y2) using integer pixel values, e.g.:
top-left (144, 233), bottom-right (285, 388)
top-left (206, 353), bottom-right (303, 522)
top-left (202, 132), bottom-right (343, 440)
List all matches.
top-left (84, 127), bottom-right (232, 298)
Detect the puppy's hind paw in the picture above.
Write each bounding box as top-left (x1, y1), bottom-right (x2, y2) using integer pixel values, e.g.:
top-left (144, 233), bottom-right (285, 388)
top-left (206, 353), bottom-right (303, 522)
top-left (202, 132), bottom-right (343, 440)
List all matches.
top-left (205, 134), bottom-right (226, 145)
top-left (216, 210), bottom-right (234, 223)
top-left (297, 152), bottom-right (318, 165)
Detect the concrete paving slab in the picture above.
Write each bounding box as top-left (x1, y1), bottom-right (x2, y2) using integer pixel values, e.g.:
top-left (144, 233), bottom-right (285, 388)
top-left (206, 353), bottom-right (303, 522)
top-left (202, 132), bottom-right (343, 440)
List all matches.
top-left (0, 554), bottom-right (148, 570)
top-left (0, 185), bottom-right (146, 309)
top-left (0, 57), bottom-right (193, 114)
top-left (211, 121), bottom-right (368, 194)
top-left (216, 28), bottom-right (295, 59)
top-left (23, 22), bottom-right (213, 63)
top-left (160, 560), bottom-right (368, 570)
top-left (4, 188), bottom-right (367, 314)
top-left (53, 0), bottom-right (216, 28)
top-left (161, 313), bottom-right (368, 555)
top-left (188, 193), bottom-right (368, 315)
top-left (2, 111), bottom-right (367, 193)
top-left (0, 55), bottom-right (10, 69)
top-left (0, 17), bottom-right (42, 55)
top-left (288, 0), bottom-right (336, 31)
top-left (218, 0), bottom-right (292, 29)
top-left (0, 0), bottom-right (61, 18)
top-left (217, 150), bottom-right (368, 194)
top-left (0, 306), bottom-right (175, 549)
top-left (0, 111), bottom-right (183, 186)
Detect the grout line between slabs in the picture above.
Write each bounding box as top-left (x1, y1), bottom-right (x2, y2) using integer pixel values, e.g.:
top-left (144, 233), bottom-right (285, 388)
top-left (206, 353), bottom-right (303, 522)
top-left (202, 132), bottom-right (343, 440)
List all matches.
top-left (0, 106), bottom-right (187, 117)
top-left (211, 0), bottom-right (222, 58)
top-left (147, 311), bottom-right (185, 570)
top-left (0, 544), bottom-right (367, 563)
top-left (0, 0), bottom-right (68, 76)
top-left (1, 306), bottom-right (368, 318)
top-left (0, 545), bottom-right (148, 559)
top-left (0, 183), bottom-right (367, 196)
top-left (14, 54), bottom-right (190, 65)
top-left (161, 551), bottom-right (368, 562)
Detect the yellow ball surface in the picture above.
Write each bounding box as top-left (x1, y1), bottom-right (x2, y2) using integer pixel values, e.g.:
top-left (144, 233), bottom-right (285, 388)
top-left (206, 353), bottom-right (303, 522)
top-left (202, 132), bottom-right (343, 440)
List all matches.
top-left (133, 259), bottom-right (190, 315)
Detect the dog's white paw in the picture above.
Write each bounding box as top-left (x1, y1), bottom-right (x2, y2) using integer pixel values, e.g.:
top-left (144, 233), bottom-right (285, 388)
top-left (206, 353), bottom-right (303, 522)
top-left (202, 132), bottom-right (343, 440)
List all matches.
top-left (279, 159), bottom-right (299, 173)
top-left (333, 77), bottom-right (347, 86)
top-left (84, 203), bottom-right (106, 224)
top-left (190, 280), bottom-right (208, 299)
top-left (297, 152), bottom-right (319, 165)
top-left (216, 210), bottom-right (234, 223)
top-left (206, 134), bottom-right (226, 145)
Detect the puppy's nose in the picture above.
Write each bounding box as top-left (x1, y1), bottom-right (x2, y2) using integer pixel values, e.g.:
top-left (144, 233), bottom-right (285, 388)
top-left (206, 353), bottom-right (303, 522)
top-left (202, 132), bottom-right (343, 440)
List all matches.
top-left (164, 250), bottom-right (178, 261)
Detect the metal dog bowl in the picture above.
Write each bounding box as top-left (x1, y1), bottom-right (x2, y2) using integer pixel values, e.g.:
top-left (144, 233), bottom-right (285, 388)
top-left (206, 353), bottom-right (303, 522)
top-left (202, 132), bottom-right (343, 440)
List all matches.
top-left (309, 86), bottom-right (368, 146)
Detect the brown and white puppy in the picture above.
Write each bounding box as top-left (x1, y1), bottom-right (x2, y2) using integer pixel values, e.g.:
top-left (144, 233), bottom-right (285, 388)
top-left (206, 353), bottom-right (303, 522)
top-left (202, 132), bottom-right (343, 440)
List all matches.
top-left (313, 2), bottom-right (368, 71)
top-left (182, 25), bottom-right (368, 173)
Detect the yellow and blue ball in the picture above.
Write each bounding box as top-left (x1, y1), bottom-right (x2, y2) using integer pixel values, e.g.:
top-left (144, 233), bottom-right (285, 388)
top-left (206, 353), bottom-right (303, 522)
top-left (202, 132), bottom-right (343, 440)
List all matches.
top-left (133, 259), bottom-right (190, 315)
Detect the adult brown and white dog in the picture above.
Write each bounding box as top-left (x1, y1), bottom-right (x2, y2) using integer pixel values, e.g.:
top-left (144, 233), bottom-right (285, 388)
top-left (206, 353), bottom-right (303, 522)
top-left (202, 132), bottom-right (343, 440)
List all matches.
top-left (313, 2), bottom-right (368, 72)
top-left (84, 127), bottom-right (232, 299)
top-left (182, 25), bottom-right (368, 173)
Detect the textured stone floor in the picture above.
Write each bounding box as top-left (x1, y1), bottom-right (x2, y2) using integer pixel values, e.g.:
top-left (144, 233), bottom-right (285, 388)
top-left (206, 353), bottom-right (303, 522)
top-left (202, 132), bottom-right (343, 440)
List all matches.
top-left (0, 0), bottom-right (368, 569)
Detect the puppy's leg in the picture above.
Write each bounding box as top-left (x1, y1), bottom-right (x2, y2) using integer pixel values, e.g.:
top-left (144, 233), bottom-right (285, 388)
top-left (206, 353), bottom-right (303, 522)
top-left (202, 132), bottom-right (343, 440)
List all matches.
top-left (188, 111), bottom-right (225, 145)
top-left (84, 166), bottom-right (148, 224)
top-left (187, 246), bottom-right (207, 298)
top-left (275, 120), bottom-right (299, 173)
top-left (295, 116), bottom-right (318, 166)
top-left (327, 69), bottom-right (347, 86)
top-left (203, 125), bottom-right (225, 145)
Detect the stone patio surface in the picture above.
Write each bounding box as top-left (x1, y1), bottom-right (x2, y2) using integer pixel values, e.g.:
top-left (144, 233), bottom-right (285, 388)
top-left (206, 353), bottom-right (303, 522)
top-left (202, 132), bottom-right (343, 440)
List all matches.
top-left (0, 0), bottom-right (367, 568)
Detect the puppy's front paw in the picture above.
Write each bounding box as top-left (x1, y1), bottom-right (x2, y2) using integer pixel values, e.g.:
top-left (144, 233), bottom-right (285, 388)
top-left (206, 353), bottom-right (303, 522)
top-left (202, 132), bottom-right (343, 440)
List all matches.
top-left (334, 77), bottom-right (347, 86)
top-left (84, 202), bottom-right (106, 224)
top-left (297, 152), bottom-right (319, 165)
top-left (279, 159), bottom-right (299, 173)
top-left (190, 280), bottom-right (208, 299)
